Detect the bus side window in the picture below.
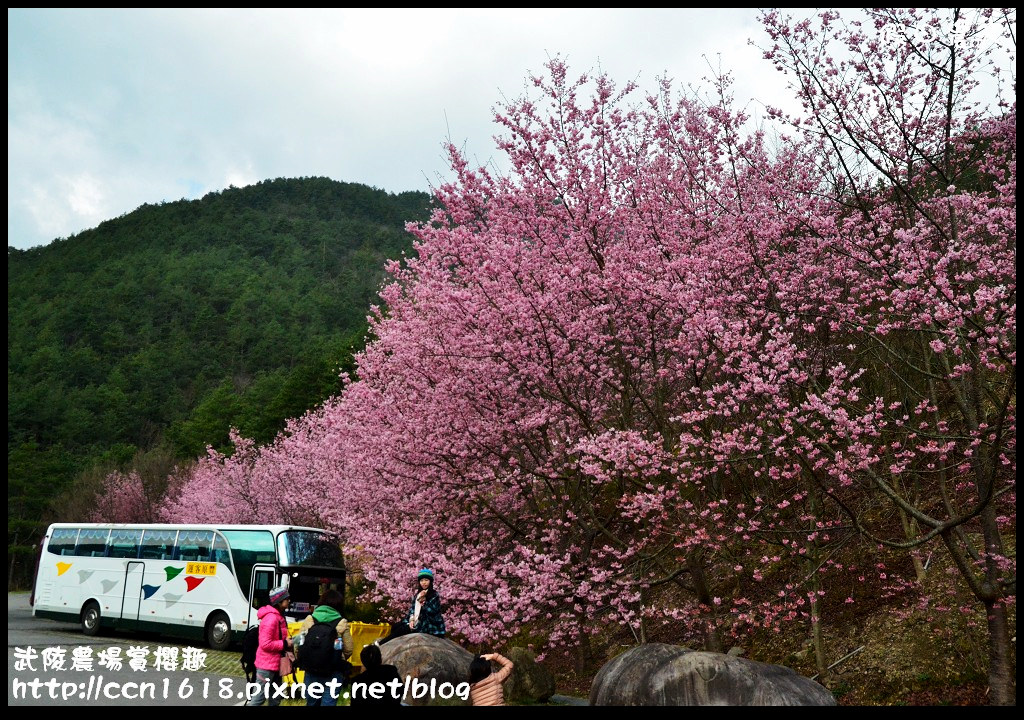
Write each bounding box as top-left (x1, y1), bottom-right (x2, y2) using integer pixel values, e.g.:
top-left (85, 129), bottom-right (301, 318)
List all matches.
top-left (142, 529), bottom-right (177, 560)
top-left (76, 529), bottom-right (110, 557)
top-left (47, 528), bottom-right (80, 556)
top-left (175, 530), bottom-right (213, 562)
top-left (108, 529), bottom-right (143, 559)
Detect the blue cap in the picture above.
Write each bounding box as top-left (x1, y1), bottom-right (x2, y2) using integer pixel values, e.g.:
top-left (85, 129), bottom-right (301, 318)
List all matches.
top-left (417, 568), bottom-right (434, 579)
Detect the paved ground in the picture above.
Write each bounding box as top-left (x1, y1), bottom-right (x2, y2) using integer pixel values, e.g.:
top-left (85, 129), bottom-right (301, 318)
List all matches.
top-left (550, 694), bottom-right (589, 705)
top-left (8, 592), bottom-right (248, 706)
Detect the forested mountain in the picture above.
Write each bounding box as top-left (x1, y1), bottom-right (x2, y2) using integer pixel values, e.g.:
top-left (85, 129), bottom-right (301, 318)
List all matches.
top-left (8, 177), bottom-right (432, 585)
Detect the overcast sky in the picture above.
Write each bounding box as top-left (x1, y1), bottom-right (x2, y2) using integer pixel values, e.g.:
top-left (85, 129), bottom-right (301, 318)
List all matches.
top-left (9, 8), bottom-right (800, 251)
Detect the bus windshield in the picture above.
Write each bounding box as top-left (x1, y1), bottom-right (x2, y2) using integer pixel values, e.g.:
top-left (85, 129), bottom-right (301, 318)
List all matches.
top-left (277, 530), bottom-right (343, 568)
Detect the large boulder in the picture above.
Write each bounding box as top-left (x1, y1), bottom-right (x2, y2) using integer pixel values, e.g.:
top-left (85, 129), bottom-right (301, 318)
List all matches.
top-left (379, 633), bottom-right (474, 705)
top-left (504, 646), bottom-right (556, 703)
top-left (590, 644), bottom-right (835, 706)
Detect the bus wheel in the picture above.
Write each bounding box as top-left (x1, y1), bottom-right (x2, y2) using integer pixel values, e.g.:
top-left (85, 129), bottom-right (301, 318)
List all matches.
top-left (81, 601), bottom-right (101, 637)
top-left (206, 611), bottom-right (232, 651)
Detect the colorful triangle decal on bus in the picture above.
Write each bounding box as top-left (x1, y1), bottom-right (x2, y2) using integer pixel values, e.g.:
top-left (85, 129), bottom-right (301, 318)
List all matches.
top-left (56, 562), bottom-right (71, 576)
top-left (184, 576), bottom-right (206, 592)
top-left (164, 566), bottom-right (184, 581)
top-left (142, 584), bottom-right (160, 599)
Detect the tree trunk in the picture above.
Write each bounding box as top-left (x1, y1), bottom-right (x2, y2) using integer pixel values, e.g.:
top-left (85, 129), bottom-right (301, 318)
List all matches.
top-left (574, 631), bottom-right (592, 675)
top-left (898, 508), bottom-right (927, 582)
top-left (686, 553), bottom-right (723, 652)
top-left (809, 569), bottom-right (828, 684)
top-left (980, 494), bottom-right (1014, 705)
top-left (807, 488), bottom-right (828, 682)
top-left (984, 598), bottom-right (1015, 705)
top-left (706, 621), bottom-right (724, 654)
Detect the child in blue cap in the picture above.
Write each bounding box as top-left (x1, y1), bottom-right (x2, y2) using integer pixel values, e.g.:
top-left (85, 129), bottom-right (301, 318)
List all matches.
top-left (382, 568), bottom-right (447, 642)
top-left (407, 568), bottom-right (446, 637)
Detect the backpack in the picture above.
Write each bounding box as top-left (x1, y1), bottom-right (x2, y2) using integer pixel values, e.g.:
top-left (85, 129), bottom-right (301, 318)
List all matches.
top-left (240, 624), bottom-right (260, 683)
top-left (297, 620), bottom-right (340, 676)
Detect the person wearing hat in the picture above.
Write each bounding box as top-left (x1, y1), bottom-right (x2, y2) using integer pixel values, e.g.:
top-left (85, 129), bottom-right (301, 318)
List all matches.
top-left (380, 568), bottom-right (447, 643)
top-left (406, 568), bottom-right (446, 637)
top-left (245, 584), bottom-right (295, 706)
top-left (297, 588), bottom-right (354, 706)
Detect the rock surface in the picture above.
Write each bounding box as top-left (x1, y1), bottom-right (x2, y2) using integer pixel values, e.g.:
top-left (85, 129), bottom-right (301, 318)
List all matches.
top-left (379, 633), bottom-right (474, 705)
top-left (590, 644), bottom-right (836, 706)
top-left (504, 646), bottom-right (557, 703)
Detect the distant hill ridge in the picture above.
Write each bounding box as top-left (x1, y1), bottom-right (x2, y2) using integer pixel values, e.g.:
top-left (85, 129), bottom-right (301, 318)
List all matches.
top-left (11, 177), bottom-right (430, 259)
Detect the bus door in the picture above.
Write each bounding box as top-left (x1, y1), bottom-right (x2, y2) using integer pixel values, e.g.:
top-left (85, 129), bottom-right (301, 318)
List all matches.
top-left (121, 561), bottom-right (145, 630)
top-left (247, 564), bottom-right (276, 627)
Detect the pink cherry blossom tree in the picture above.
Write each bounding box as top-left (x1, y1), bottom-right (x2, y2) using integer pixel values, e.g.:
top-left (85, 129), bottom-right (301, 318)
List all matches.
top-left (755, 8), bottom-right (1016, 703)
top-left (337, 67), bottom-right (829, 652)
top-left (161, 426), bottom-right (333, 528)
top-left (88, 470), bottom-right (161, 523)
top-left (88, 447), bottom-right (184, 524)
top-left (117, 8), bottom-right (1014, 702)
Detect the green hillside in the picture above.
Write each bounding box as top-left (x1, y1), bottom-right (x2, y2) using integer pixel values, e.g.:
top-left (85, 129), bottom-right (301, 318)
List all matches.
top-left (7, 177), bottom-right (432, 585)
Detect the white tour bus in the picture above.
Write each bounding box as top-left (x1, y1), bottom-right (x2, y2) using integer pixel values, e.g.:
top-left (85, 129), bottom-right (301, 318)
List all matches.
top-left (31, 523), bottom-right (346, 650)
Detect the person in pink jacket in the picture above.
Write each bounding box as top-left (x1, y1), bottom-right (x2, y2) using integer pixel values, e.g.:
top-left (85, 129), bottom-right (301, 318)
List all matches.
top-left (246, 585), bottom-right (295, 706)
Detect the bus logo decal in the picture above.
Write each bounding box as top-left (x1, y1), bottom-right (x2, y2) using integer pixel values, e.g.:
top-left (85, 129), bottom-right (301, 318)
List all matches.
top-left (184, 576), bottom-right (206, 592)
top-left (78, 570), bottom-right (94, 583)
top-left (185, 562), bottom-right (217, 577)
top-left (164, 566), bottom-right (184, 581)
top-left (56, 562), bottom-right (72, 576)
top-left (142, 584), bottom-right (160, 599)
